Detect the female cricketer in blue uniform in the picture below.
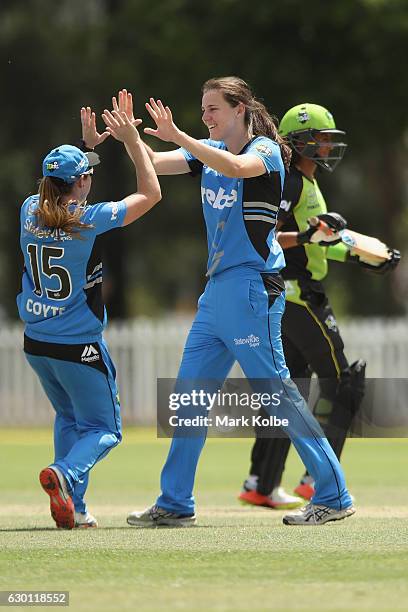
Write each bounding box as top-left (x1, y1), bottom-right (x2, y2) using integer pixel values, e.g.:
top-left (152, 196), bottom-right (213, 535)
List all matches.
top-left (17, 105), bottom-right (161, 529)
top-left (120, 78), bottom-right (355, 526)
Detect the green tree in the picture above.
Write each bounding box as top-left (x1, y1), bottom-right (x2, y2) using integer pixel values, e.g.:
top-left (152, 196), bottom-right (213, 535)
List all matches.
top-left (1, 0), bottom-right (407, 319)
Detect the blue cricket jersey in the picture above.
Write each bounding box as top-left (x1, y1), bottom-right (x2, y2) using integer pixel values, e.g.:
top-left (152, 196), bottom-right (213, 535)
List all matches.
top-left (17, 195), bottom-right (126, 344)
top-left (181, 136), bottom-right (286, 276)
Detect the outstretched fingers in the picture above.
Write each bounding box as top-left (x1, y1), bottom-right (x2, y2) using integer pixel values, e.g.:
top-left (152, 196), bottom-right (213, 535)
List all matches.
top-left (103, 109), bottom-right (125, 127)
top-left (81, 105), bottom-right (110, 146)
top-left (113, 89), bottom-right (138, 124)
top-left (150, 98), bottom-right (163, 115)
top-left (102, 109), bottom-right (141, 142)
top-left (156, 99), bottom-right (168, 119)
top-left (112, 96), bottom-right (119, 113)
top-left (143, 98), bottom-right (178, 142)
top-left (165, 104), bottom-right (174, 123)
top-left (145, 100), bottom-right (158, 122)
top-left (80, 106), bottom-right (91, 129)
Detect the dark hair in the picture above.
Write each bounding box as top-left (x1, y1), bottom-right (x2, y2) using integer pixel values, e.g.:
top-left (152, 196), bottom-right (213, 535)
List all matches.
top-left (202, 76), bottom-right (291, 169)
top-left (36, 176), bottom-right (93, 239)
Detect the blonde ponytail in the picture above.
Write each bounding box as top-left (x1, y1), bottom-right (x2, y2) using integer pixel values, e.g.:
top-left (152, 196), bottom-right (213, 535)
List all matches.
top-left (36, 177), bottom-right (93, 238)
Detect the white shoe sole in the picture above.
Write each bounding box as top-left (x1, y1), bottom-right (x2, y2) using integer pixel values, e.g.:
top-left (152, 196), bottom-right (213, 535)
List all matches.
top-left (127, 514), bottom-right (196, 528)
top-left (283, 506), bottom-right (356, 526)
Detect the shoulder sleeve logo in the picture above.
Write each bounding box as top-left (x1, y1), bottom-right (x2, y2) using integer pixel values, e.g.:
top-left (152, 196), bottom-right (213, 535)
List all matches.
top-left (255, 143), bottom-right (272, 156)
top-left (279, 199), bottom-right (291, 212)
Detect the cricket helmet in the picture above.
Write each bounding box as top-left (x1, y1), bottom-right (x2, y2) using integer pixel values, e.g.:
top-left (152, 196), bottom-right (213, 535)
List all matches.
top-left (279, 103), bottom-right (347, 172)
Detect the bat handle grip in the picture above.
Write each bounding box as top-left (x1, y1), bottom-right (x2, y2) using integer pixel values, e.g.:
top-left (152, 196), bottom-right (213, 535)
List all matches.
top-left (308, 216), bottom-right (333, 235)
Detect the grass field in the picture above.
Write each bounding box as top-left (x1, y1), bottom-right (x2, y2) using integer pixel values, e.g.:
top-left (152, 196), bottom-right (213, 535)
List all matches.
top-left (1, 429), bottom-right (408, 611)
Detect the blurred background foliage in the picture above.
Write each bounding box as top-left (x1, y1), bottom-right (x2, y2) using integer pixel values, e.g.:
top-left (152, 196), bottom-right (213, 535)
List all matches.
top-left (1, 0), bottom-right (407, 320)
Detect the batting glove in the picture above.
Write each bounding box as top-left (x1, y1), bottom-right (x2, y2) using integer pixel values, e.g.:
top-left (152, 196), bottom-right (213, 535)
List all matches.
top-left (348, 248), bottom-right (401, 275)
top-left (297, 212), bottom-right (347, 246)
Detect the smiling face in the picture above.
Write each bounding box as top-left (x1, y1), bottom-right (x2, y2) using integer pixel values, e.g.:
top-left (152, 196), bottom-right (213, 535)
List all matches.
top-left (201, 89), bottom-right (246, 142)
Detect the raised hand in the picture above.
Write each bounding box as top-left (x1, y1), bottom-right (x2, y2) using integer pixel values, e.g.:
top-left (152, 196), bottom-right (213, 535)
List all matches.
top-left (101, 109), bottom-right (142, 144)
top-left (144, 98), bottom-right (181, 143)
top-left (112, 89), bottom-right (137, 124)
top-left (81, 106), bottom-right (110, 149)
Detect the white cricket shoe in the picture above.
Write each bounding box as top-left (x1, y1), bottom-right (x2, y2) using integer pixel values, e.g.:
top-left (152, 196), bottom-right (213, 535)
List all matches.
top-left (239, 482), bottom-right (302, 509)
top-left (283, 502), bottom-right (356, 526)
top-left (74, 511), bottom-right (98, 528)
top-left (127, 505), bottom-right (196, 527)
top-left (268, 487), bottom-right (303, 509)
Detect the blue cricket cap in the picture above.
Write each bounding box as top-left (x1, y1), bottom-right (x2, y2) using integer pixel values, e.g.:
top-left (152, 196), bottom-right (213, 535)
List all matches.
top-left (42, 144), bottom-right (100, 184)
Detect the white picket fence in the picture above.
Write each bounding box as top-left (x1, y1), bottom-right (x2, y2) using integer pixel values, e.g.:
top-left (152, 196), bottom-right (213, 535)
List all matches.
top-left (1, 317), bottom-right (407, 425)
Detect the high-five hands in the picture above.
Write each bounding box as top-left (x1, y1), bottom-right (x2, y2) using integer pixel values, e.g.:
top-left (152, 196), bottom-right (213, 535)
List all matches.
top-left (144, 98), bottom-right (181, 143)
top-left (84, 90), bottom-right (179, 145)
top-left (112, 89), bottom-right (137, 124)
top-left (101, 109), bottom-right (142, 144)
top-left (81, 106), bottom-right (110, 149)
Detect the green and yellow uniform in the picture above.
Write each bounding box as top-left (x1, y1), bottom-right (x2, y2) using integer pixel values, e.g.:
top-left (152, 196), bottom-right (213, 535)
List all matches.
top-left (249, 166), bottom-right (355, 496)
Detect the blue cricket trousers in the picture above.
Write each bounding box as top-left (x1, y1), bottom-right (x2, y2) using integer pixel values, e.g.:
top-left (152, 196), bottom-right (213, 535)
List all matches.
top-left (24, 336), bottom-right (121, 514)
top-left (157, 269), bottom-right (352, 514)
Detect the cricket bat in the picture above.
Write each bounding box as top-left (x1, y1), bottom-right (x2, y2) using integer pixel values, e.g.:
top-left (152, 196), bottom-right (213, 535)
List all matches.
top-left (309, 217), bottom-right (391, 263)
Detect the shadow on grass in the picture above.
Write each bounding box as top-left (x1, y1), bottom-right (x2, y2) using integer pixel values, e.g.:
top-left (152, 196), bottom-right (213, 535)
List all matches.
top-left (0, 526), bottom-right (128, 532)
top-left (0, 525), bottom-right (216, 532)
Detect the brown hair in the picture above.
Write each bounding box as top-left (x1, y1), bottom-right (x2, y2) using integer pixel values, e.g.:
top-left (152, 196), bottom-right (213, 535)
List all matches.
top-left (202, 76), bottom-right (291, 169)
top-left (36, 176), bottom-right (93, 238)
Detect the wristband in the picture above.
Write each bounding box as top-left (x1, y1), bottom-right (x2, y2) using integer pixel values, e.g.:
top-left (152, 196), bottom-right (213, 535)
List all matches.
top-left (297, 227), bottom-right (315, 246)
top-left (78, 138), bottom-right (95, 152)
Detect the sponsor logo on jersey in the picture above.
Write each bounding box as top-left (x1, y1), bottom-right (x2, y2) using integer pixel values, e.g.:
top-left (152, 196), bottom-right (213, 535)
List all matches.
top-left (201, 187), bottom-right (238, 210)
top-left (110, 202), bottom-right (119, 221)
top-left (279, 199), bottom-right (291, 212)
top-left (306, 188), bottom-right (321, 211)
top-left (81, 344), bottom-right (100, 363)
top-left (234, 334), bottom-right (260, 348)
top-left (24, 219), bottom-right (72, 241)
top-left (325, 314), bottom-right (338, 333)
top-left (255, 143), bottom-right (272, 156)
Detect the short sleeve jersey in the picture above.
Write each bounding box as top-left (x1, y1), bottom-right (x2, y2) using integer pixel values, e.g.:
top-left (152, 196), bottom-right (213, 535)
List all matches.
top-left (180, 137), bottom-right (286, 276)
top-left (17, 195), bottom-right (126, 344)
top-left (277, 167), bottom-right (329, 281)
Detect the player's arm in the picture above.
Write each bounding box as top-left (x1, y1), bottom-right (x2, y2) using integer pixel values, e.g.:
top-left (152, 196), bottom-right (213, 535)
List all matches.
top-left (276, 220), bottom-right (298, 249)
top-left (144, 98), bottom-right (265, 178)
top-left (102, 110), bottom-right (161, 226)
top-left (142, 142), bottom-right (190, 175)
